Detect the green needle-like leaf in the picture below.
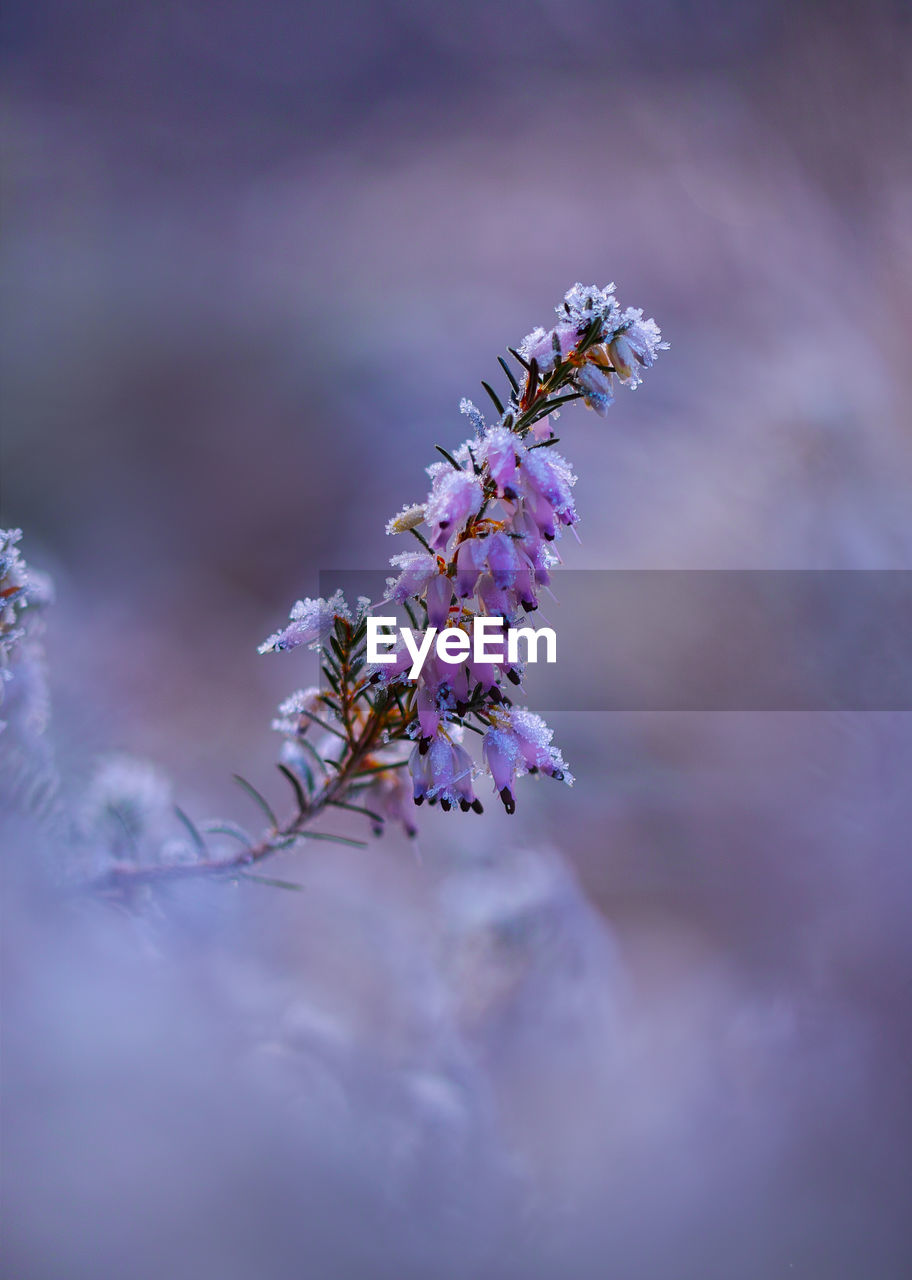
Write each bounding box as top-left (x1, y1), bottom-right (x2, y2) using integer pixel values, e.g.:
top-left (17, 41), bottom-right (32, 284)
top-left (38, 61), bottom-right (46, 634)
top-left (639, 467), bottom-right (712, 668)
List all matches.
top-left (236, 871), bottom-right (306, 891)
top-left (497, 355), bottom-right (520, 394)
top-left (232, 775), bottom-right (279, 830)
top-left (507, 345), bottom-right (530, 370)
top-left (434, 444), bottom-right (463, 471)
top-left (409, 526), bottom-right (433, 553)
top-left (174, 805), bottom-right (207, 854)
top-left (203, 820), bottom-right (253, 847)
top-left (327, 798), bottom-right (386, 825)
top-left (480, 380), bottom-right (504, 415)
top-left (298, 707), bottom-right (348, 741)
top-left (277, 763), bottom-right (310, 813)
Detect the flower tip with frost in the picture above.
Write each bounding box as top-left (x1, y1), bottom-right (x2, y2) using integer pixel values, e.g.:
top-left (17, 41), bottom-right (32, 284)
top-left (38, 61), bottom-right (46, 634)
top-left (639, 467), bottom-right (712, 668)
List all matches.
top-left (425, 469), bottom-right (483, 551)
top-left (385, 503), bottom-right (427, 536)
top-left (258, 591), bottom-right (350, 654)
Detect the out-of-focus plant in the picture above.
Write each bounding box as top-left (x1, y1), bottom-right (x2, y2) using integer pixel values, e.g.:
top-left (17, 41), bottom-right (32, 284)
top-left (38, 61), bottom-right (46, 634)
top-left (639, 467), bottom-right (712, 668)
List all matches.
top-left (1, 528), bottom-right (52, 725)
top-left (1, 528), bottom-right (57, 817)
top-left (7, 285), bottom-right (664, 890)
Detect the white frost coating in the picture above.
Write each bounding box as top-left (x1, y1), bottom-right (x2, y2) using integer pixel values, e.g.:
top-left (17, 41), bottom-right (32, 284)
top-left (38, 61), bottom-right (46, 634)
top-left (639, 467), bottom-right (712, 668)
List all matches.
top-left (424, 469), bottom-right (483, 549)
top-left (476, 425), bottom-right (520, 491)
top-left (271, 686), bottom-right (328, 736)
top-left (518, 322), bottom-right (579, 372)
top-left (258, 589), bottom-right (349, 654)
top-left (560, 281), bottom-right (620, 331)
top-left (385, 502), bottom-right (427, 535)
top-left (425, 439), bottom-right (474, 481)
top-left (385, 550), bottom-right (439, 603)
top-left (459, 398), bottom-right (486, 435)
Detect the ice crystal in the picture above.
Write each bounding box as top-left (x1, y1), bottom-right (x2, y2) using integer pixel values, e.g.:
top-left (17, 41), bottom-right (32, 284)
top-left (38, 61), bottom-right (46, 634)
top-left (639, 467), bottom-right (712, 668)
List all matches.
top-left (385, 503), bottom-right (427, 535)
top-left (560, 281), bottom-right (620, 332)
top-left (258, 589), bottom-right (350, 653)
top-left (424, 468), bottom-right (484, 551)
top-left (459, 398), bottom-right (486, 436)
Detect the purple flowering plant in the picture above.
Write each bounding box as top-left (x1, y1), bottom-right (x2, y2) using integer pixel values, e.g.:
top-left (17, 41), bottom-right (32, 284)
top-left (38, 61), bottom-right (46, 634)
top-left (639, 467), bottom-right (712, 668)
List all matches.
top-left (6, 284), bottom-right (663, 889)
top-left (246, 285), bottom-right (664, 858)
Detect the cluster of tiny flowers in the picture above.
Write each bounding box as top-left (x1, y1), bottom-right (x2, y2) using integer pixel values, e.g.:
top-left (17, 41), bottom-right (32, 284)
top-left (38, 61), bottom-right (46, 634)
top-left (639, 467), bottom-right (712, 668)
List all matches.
top-left (519, 282), bottom-right (667, 413)
top-left (261, 284), bottom-right (665, 828)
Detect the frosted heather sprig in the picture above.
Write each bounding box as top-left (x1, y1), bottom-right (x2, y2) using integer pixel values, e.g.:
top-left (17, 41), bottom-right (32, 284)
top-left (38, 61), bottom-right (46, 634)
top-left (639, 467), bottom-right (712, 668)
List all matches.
top-left (92, 284), bottom-right (665, 890)
top-left (360, 281), bottom-right (666, 816)
top-left (258, 281), bottom-right (665, 826)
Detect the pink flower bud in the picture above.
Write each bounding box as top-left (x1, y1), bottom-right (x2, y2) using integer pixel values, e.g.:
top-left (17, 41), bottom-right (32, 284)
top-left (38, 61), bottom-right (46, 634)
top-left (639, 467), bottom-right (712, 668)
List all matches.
top-left (484, 530), bottom-right (521, 589)
top-left (476, 573), bottom-right (515, 622)
top-left (425, 470), bottom-right (483, 551)
top-left (478, 426), bottom-right (518, 494)
top-left (386, 551), bottom-right (438, 603)
top-left (454, 537), bottom-right (486, 598)
top-left (425, 571), bottom-right (454, 628)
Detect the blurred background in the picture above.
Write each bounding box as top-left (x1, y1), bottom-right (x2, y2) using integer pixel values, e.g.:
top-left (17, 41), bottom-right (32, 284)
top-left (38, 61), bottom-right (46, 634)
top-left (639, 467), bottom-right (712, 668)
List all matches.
top-left (2, 2), bottom-right (912, 1277)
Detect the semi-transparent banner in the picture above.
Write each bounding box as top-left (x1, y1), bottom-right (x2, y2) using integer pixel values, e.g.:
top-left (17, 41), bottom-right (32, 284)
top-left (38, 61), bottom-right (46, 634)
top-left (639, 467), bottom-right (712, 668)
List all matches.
top-left (320, 570), bottom-right (912, 711)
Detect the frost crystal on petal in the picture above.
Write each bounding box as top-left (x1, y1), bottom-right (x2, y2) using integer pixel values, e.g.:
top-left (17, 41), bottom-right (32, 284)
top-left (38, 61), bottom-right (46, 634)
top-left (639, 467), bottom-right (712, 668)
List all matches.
top-left (477, 425), bottom-right (519, 492)
top-left (424, 468), bottom-right (483, 551)
top-left (385, 503), bottom-right (427, 535)
top-left (386, 550), bottom-right (439, 602)
top-left (520, 447), bottom-right (577, 527)
top-left (606, 307), bottom-right (668, 387)
top-left (508, 707), bottom-right (573, 785)
top-left (518, 326), bottom-right (552, 367)
top-left (560, 282), bottom-right (620, 335)
top-left (517, 322), bottom-right (580, 373)
top-left (258, 589), bottom-right (349, 654)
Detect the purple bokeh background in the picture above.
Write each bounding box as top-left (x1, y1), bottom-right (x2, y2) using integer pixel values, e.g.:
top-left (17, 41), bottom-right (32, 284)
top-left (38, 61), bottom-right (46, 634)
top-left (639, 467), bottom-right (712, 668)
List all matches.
top-left (2, 2), bottom-right (912, 1276)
